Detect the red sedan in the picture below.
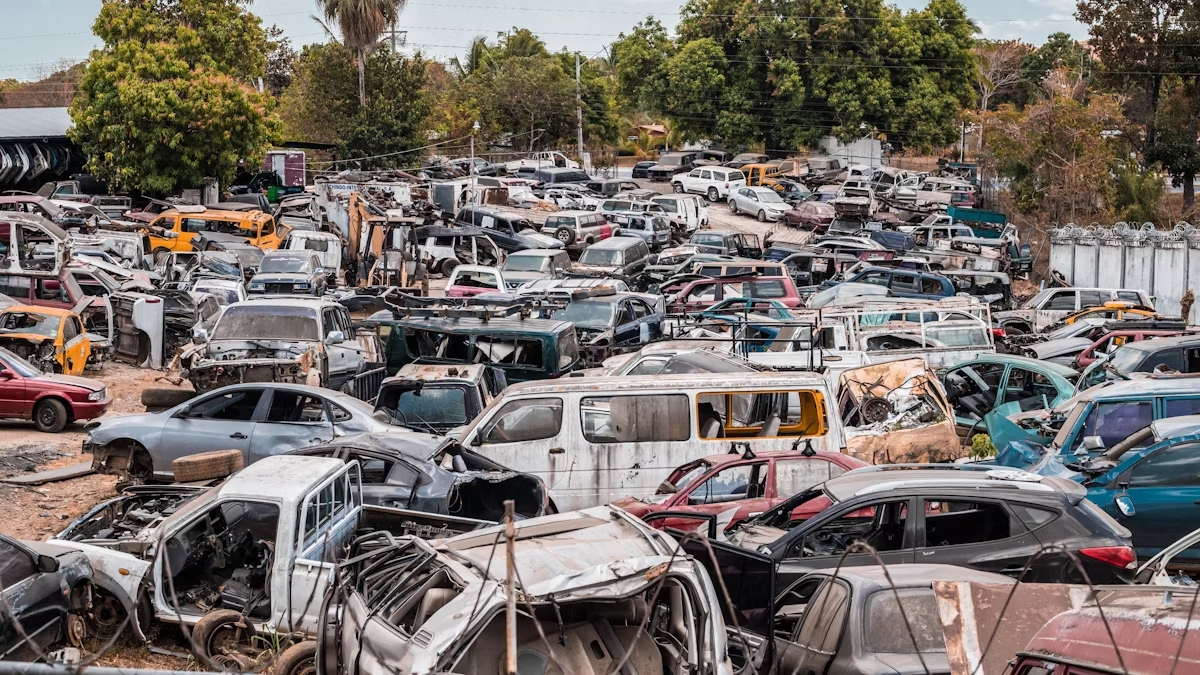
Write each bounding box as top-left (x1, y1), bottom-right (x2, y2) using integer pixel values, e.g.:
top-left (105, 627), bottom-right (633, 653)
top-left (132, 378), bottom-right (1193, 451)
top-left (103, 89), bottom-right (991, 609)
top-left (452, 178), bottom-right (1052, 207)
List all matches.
top-left (783, 201), bottom-right (836, 232)
top-left (0, 347), bottom-right (111, 432)
top-left (611, 449), bottom-right (867, 531)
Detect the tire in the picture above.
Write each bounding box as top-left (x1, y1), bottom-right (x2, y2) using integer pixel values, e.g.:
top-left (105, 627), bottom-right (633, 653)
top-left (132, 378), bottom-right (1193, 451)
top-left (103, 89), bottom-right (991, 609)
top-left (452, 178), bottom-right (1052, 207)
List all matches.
top-left (757, 210), bottom-right (768, 223)
top-left (172, 449), bottom-right (244, 483)
top-left (672, 182), bottom-right (684, 194)
top-left (1004, 326), bottom-right (1026, 336)
top-left (707, 187), bottom-right (719, 202)
top-left (141, 388), bottom-right (197, 409)
top-left (555, 227), bottom-right (576, 246)
top-left (439, 258), bottom-right (459, 277)
top-left (33, 398), bottom-right (68, 433)
top-left (272, 641), bottom-right (317, 675)
top-left (152, 247), bottom-right (171, 263)
top-left (191, 609), bottom-right (253, 666)
top-left (730, 201), bottom-right (738, 215)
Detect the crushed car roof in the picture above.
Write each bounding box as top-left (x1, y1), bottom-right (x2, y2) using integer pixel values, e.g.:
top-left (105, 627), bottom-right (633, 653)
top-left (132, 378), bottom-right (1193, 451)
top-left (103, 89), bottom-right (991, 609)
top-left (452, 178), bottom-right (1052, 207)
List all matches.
top-left (217, 455), bottom-right (344, 502)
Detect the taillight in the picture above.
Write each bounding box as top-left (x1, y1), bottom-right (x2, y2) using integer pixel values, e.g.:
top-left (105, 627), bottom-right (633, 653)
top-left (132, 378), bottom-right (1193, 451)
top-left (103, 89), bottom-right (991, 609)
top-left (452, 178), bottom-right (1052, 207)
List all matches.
top-left (1080, 546), bottom-right (1136, 570)
top-left (724, 183), bottom-right (729, 189)
top-left (991, 327), bottom-right (1006, 338)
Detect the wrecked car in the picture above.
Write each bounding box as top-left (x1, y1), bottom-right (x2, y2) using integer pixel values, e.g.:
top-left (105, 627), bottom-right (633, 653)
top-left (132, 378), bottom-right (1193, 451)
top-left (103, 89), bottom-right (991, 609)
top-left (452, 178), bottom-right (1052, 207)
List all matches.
top-left (85, 383), bottom-right (405, 483)
top-left (246, 251), bottom-right (328, 296)
top-left (941, 355), bottom-right (1078, 438)
top-left (373, 363), bottom-right (506, 435)
top-left (0, 345), bottom-right (111, 433)
top-left (838, 358), bottom-right (962, 465)
top-left (286, 432), bottom-right (551, 517)
top-left (0, 212), bottom-right (71, 274)
top-left (182, 297), bottom-right (372, 392)
top-left (110, 289), bottom-right (221, 369)
top-left (320, 506), bottom-right (732, 675)
top-left (0, 304), bottom-right (90, 374)
top-left (547, 288), bottom-right (664, 365)
top-left (51, 456), bottom-right (489, 664)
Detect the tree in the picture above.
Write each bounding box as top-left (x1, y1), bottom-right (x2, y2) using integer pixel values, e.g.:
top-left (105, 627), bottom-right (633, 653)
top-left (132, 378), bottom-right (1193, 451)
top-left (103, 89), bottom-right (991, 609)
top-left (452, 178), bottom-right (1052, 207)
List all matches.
top-left (265, 25), bottom-right (298, 97)
top-left (975, 40), bottom-right (1027, 113)
top-left (1148, 82), bottom-right (1200, 214)
top-left (1019, 32), bottom-right (1092, 102)
top-left (316, 0), bottom-right (407, 105)
top-left (70, 0), bottom-right (280, 195)
top-left (611, 18), bottom-right (674, 112)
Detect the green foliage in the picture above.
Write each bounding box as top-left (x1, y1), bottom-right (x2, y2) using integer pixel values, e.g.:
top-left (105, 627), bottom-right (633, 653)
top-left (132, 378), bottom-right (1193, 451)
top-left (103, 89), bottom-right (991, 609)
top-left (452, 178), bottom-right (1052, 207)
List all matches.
top-left (612, 0), bottom-right (978, 152)
top-left (279, 42), bottom-right (430, 169)
top-left (69, 0), bottom-right (280, 195)
top-left (1114, 162), bottom-right (1165, 224)
top-left (970, 434), bottom-right (996, 459)
top-left (1018, 32), bottom-right (1093, 103)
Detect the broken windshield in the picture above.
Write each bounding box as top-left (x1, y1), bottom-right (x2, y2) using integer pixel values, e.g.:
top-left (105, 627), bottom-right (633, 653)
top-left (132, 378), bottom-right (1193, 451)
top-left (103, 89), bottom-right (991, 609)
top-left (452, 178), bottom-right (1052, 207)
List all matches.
top-left (260, 256), bottom-right (313, 274)
top-left (502, 255), bottom-right (550, 272)
top-left (212, 305), bottom-right (319, 340)
top-left (0, 311), bottom-right (58, 338)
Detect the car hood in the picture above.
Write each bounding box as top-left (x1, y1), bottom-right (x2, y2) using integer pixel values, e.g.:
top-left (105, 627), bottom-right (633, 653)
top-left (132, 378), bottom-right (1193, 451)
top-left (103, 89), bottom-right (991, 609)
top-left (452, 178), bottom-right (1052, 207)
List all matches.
top-left (0, 332), bottom-right (51, 344)
top-left (517, 232), bottom-right (565, 249)
top-left (251, 273), bottom-right (311, 284)
top-left (1027, 337), bottom-right (1093, 359)
top-left (37, 373), bottom-right (104, 391)
top-left (572, 263), bottom-right (621, 275)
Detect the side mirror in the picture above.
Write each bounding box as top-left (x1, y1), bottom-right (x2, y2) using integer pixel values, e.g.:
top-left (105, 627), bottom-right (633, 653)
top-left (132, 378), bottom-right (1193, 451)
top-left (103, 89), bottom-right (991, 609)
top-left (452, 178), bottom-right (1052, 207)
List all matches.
top-left (647, 254), bottom-right (659, 265)
top-left (326, 330), bottom-right (345, 344)
top-left (193, 327), bottom-right (208, 343)
top-left (1082, 435), bottom-right (1105, 451)
top-left (1115, 494), bottom-right (1136, 517)
top-left (0, 369), bottom-right (12, 380)
top-left (469, 435), bottom-right (482, 447)
top-left (37, 554), bottom-right (59, 573)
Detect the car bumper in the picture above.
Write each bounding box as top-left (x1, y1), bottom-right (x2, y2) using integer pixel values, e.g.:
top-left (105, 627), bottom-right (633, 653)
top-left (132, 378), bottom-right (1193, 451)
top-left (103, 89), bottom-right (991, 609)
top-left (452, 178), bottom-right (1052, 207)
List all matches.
top-left (72, 397), bottom-right (113, 420)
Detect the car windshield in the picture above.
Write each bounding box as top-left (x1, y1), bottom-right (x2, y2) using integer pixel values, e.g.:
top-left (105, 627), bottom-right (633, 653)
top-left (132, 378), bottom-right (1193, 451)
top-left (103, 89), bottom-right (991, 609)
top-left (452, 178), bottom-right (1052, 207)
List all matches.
top-left (659, 156), bottom-right (685, 166)
top-left (196, 255), bottom-right (243, 278)
top-left (0, 346), bottom-right (42, 377)
top-left (579, 248), bottom-right (622, 266)
top-left (0, 311), bottom-right (58, 338)
top-left (665, 461), bottom-right (712, 494)
top-left (503, 255), bottom-right (549, 272)
top-left (1108, 346), bottom-right (1146, 375)
top-left (692, 234), bottom-right (724, 247)
top-left (394, 386), bottom-right (469, 426)
top-left (756, 190), bottom-right (784, 203)
top-left (554, 300), bottom-right (616, 328)
top-left (195, 285), bottom-right (240, 305)
top-left (212, 305), bottom-right (319, 340)
top-left (863, 588), bottom-right (946, 654)
top-left (1046, 322), bottom-right (1090, 339)
top-left (260, 256), bottom-right (312, 274)
top-left (652, 199), bottom-right (679, 213)
top-left (227, 247), bottom-right (264, 267)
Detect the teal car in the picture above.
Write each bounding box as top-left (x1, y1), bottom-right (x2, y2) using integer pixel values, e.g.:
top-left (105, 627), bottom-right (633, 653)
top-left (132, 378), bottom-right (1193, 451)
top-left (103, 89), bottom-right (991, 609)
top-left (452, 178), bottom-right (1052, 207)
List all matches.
top-left (941, 354), bottom-right (1078, 436)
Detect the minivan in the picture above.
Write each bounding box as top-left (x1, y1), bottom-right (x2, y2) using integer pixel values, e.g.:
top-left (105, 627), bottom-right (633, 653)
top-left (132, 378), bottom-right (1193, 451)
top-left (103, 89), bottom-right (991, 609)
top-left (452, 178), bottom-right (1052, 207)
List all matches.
top-left (457, 372), bottom-right (844, 510)
top-left (651, 194), bottom-right (709, 233)
top-left (574, 236), bottom-right (652, 277)
top-left (531, 167), bottom-right (590, 185)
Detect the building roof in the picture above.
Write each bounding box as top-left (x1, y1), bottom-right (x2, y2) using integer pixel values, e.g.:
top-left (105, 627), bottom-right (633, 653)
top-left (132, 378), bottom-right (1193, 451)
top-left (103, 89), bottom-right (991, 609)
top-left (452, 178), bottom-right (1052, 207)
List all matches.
top-left (0, 107), bottom-right (72, 141)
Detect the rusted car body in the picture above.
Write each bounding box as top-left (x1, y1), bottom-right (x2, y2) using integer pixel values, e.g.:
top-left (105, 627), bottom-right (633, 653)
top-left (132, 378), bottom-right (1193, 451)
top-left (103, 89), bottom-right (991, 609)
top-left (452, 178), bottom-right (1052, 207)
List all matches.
top-left (839, 358), bottom-right (963, 464)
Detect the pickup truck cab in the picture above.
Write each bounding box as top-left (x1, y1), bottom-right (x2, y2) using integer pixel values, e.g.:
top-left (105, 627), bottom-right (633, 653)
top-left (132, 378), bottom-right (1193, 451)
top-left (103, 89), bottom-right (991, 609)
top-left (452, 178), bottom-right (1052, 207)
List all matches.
top-left (374, 363), bottom-right (506, 435)
top-left (839, 267), bottom-right (956, 299)
top-left (689, 230), bottom-right (763, 258)
top-left (498, 249), bottom-right (572, 289)
top-left (50, 456), bottom-right (489, 660)
top-left (504, 150), bottom-right (579, 174)
top-left (665, 274), bottom-right (804, 314)
top-left (994, 287), bottom-right (1153, 335)
top-left (446, 265), bottom-right (508, 297)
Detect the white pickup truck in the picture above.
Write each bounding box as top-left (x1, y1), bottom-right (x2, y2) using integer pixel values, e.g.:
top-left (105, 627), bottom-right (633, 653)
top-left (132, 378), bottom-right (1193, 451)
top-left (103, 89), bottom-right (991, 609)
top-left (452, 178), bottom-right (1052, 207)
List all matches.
top-left (504, 151), bottom-right (579, 174)
top-left (50, 456), bottom-right (484, 666)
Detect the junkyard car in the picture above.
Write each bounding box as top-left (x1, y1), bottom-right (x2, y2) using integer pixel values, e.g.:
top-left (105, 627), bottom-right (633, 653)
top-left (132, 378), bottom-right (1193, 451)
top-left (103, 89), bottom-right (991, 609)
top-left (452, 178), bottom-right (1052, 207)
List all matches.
top-left (191, 277), bottom-right (246, 306)
top-left (689, 230), bottom-right (763, 258)
top-left (51, 456), bottom-right (497, 663)
top-left (109, 289), bottom-right (222, 370)
top-left (145, 206), bottom-right (281, 257)
top-left (0, 305), bottom-right (90, 375)
top-left (673, 166), bottom-right (748, 201)
top-left (86, 382), bottom-right (404, 482)
top-left (630, 160), bottom-right (655, 178)
top-left (497, 248), bottom-right (571, 289)
top-left (287, 432), bottom-right (550, 515)
top-left (606, 213), bottom-right (671, 250)
top-left (612, 449), bottom-right (867, 531)
top-left (646, 151), bottom-right (699, 181)
top-left (941, 355), bottom-right (1078, 436)
top-left (539, 210), bottom-right (615, 251)
top-left (726, 565), bottom-right (1015, 675)
top-left (0, 346), bottom-right (110, 432)
top-left (323, 506), bottom-right (732, 675)
top-left (682, 466), bottom-right (1137, 596)
top-left (550, 289), bottom-right (663, 362)
top-left (246, 251), bottom-right (328, 296)
top-left (445, 265), bottom-right (508, 297)
top-left (994, 287), bottom-right (1152, 335)
top-left (1074, 327), bottom-right (1191, 369)
top-left (666, 275), bottom-right (804, 314)
top-left (729, 186), bottom-right (792, 222)
top-left (783, 200), bottom-right (836, 232)
top-left (373, 363), bottom-right (506, 435)
top-left (1076, 333), bottom-right (1200, 391)
top-left (573, 236), bottom-right (653, 277)
top-left (181, 297), bottom-right (371, 392)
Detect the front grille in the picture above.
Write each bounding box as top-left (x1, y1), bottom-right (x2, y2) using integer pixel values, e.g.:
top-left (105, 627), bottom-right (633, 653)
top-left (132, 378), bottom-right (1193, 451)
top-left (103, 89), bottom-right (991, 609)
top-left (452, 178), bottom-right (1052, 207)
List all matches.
top-left (265, 283), bottom-right (294, 293)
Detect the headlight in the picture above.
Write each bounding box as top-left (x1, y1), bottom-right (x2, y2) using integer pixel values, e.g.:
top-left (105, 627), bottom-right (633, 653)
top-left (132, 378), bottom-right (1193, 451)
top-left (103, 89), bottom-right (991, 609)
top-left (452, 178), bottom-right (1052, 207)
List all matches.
top-left (296, 283), bottom-right (310, 289)
top-left (249, 282), bottom-right (263, 289)
top-left (88, 389), bottom-right (106, 401)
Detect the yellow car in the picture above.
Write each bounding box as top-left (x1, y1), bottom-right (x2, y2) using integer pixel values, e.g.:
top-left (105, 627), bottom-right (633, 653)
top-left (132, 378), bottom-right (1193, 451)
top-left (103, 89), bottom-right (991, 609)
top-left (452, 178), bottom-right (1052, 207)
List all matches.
top-left (0, 305), bottom-right (90, 375)
top-left (1063, 301), bottom-right (1156, 325)
top-left (146, 206), bottom-right (282, 258)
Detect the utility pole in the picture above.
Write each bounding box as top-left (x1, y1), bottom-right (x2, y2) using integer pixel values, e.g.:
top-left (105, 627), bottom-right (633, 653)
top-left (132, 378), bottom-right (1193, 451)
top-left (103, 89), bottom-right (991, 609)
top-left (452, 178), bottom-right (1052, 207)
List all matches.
top-left (959, 121), bottom-right (966, 163)
top-left (470, 120), bottom-right (479, 206)
top-left (504, 500), bottom-right (517, 675)
top-left (575, 52), bottom-right (584, 161)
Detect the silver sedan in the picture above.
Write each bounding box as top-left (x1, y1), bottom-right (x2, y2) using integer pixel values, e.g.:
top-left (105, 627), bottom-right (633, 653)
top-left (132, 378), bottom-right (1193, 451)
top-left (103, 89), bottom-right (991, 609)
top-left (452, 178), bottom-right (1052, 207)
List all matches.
top-left (85, 383), bottom-right (432, 482)
top-left (728, 186), bottom-right (793, 222)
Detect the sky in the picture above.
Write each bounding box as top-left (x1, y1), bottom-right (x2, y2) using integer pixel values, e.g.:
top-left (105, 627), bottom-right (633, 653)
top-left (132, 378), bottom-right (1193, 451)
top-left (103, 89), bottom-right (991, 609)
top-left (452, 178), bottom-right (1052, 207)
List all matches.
top-left (3, 0), bottom-right (1089, 81)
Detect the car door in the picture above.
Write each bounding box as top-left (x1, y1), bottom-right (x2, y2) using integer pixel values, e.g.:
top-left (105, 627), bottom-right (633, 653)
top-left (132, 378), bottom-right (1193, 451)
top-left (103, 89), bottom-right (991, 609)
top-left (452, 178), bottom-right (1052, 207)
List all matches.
top-left (249, 389), bottom-right (338, 465)
top-left (1110, 440), bottom-right (1200, 559)
top-left (0, 356), bottom-right (26, 417)
top-left (914, 497), bottom-right (1043, 577)
top-left (668, 460), bottom-right (773, 530)
top-left (156, 388), bottom-right (264, 473)
top-left (322, 308), bottom-right (357, 386)
top-left (0, 537), bottom-right (67, 660)
top-left (682, 169), bottom-right (702, 192)
top-left (629, 298), bottom-right (661, 342)
top-left (612, 300), bottom-right (639, 345)
top-left (60, 313), bottom-right (88, 375)
top-left (465, 396), bottom-right (569, 502)
top-left (775, 497), bottom-right (916, 588)
top-left (776, 577), bottom-right (851, 675)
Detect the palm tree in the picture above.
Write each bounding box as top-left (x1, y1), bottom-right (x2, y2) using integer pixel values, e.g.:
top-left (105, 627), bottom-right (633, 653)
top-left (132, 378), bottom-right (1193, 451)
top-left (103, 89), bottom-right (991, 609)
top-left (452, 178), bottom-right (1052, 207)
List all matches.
top-left (451, 37), bottom-right (491, 78)
top-left (315, 0), bottom-right (407, 105)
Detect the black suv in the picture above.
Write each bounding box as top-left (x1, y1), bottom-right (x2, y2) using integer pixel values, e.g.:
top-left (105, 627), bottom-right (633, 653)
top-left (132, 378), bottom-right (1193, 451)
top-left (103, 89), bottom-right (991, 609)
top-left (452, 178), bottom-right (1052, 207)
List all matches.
top-left (662, 465), bottom-right (1136, 619)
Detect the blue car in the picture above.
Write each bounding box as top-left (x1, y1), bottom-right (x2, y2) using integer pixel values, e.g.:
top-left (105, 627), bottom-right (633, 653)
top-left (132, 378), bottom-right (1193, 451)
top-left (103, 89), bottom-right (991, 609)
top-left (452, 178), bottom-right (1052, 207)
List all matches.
top-left (1038, 415), bottom-right (1200, 562)
top-left (830, 266), bottom-right (956, 300)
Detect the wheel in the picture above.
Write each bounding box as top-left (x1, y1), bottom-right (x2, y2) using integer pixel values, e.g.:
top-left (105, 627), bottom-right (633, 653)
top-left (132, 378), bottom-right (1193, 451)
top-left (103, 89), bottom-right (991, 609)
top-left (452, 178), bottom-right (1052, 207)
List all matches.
top-left (191, 609), bottom-right (254, 669)
top-left (439, 258), bottom-right (459, 277)
top-left (757, 210), bottom-right (768, 222)
top-left (172, 449), bottom-right (245, 482)
top-left (1004, 325), bottom-right (1026, 336)
top-left (141, 387), bottom-right (197, 409)
top-left (33, 398), bottom-right (68, 433)
top-left (707, 187), bottom-right (719, 202)
top-left (730, 201), bottom-right (738, 214)
top-left (555, 227), bottom-right (576, 246)
top-left (152, 247), bottom-right (171, 263)
top-left (272, 641), bottom-right (317, 675)
top-left (672, 182), bottom-right (684, 194)
top-left (83, 586), bottom-right (127, 642)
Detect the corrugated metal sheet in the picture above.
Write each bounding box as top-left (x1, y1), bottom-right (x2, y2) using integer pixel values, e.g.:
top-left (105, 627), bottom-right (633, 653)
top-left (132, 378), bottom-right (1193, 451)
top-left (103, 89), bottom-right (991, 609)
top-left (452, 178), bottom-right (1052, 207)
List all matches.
top-left (0, 107), bottom-right (72, 140)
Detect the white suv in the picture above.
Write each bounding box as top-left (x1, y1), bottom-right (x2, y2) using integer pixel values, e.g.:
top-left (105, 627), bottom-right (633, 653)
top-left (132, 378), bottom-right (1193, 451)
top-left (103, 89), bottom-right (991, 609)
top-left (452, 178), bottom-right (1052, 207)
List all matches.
top-left (672, 166), bottom-right (747, 202)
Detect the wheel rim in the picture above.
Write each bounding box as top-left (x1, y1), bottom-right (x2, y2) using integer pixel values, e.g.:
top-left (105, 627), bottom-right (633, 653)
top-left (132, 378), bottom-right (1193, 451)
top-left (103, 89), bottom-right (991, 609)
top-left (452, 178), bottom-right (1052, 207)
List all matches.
top-left (85, 592), bottom-right (124, 640)
top-left (37, 405), bottom-right (57, 428)
top-left (758, 211), bottom-right (766, 222)
top-left (674, 184), bottom-right (683, 193)
top-left (557, 230), bottom-right (570, 242)
top-left (288, 655), bottom-right (317, 675)
top-left (708, 188), bottom-right (718, 200)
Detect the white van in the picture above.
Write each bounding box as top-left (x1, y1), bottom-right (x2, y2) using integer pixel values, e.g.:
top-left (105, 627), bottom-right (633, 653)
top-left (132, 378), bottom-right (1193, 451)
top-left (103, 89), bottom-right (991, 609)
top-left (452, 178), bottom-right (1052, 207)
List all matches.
top-left (280, 230), bottom-right (342, 273)
top-left (458, 372), bottom-right (845, 511)
top-left (652, 194), bottom-right (709, 233)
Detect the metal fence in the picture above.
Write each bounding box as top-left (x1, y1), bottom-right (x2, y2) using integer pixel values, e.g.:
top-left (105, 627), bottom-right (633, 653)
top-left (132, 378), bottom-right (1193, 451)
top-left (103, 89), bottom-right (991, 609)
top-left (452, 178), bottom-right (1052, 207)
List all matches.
top-left (348, 363), bottom-right (387, 403)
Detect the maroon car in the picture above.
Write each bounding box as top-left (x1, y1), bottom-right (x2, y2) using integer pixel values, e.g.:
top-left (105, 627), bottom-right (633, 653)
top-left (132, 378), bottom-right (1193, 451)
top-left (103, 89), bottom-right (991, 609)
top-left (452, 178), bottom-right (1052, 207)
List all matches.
top-left (611, 449), bottom-right (867, 531)
top-left (0, 347), bottom-right (111, 432)
top-left (783, 201), bottom-right (835, 232)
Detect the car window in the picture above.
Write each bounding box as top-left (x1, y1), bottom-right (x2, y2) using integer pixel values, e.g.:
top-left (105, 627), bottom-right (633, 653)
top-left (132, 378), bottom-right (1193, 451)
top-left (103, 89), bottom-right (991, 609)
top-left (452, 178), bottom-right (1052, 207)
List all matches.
top-left (789, 500), bottom-right (908, 558)
top-left (749, 280), bottom-right (787, 298)
top-left (63, 316), bottom-right (81, 341)
top-left (1078, 290), bottom-right (1106, 308)
top-left (863, 588), bottom-right (946, 653)
top-left (1045, 292), bottom-right (1077, 310)
top-left (0, 275), bottom-right (30, 299)
top-left (630, 300), bottom-right (651, 319)
top-left (775, 459), bottom-right (846, 497)
top-left (920, 277), bottom-right (943, 295)
top-left (625, 356), bottom-right (668, 376)
top-left (480, 398), bottom-right (563, 443)
top-left (267, 392), bottom-right (327, 423)
top-left (616, 303), bottom-right (635, 326)
top-left (889, 273), bottom-right (918, 292)
top-left (187, 390), bottom-right (263, 421)
top-left (1164, 397), bottom-right (1200, 417)
top-left (35, 278), bottom-right (67, 302)
top-left (685, 283), bottom-right (717, 303)
top-left (1071, 401), bottom-right (1154, 453)
top-left (1116, 291), bottom-right (1142, 304)
top-left (580, 394), bottom-right (690, 442)
top-left (794, 581), bottom-right (849, 654)
top-left (1129, 441), bottom-right (1200, 487)
top-left (857, 271), bottom-right (890, 287)
top-left (923, 500), bottom-right (1019, 547)
top-left (0, 538), bottom-right (36, 589)
top-left (689, 462), bottom-right (768, 504)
